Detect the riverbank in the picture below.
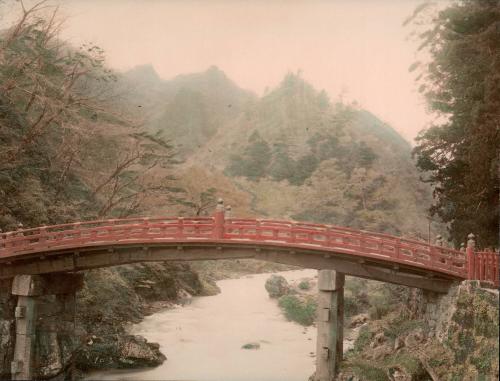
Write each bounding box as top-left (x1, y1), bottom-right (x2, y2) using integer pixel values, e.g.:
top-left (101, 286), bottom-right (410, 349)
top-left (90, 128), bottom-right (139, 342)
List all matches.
top-left (87, 269), bottom-right (323, 381)
top-left (0, 262), bottom-right (210, 380)
top-left (86, 267), bottom-right (371, 381)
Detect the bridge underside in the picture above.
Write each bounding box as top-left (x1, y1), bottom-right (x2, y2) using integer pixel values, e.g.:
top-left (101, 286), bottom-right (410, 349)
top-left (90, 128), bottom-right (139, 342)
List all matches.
top-left (0, 242), bottom-right (458, 292)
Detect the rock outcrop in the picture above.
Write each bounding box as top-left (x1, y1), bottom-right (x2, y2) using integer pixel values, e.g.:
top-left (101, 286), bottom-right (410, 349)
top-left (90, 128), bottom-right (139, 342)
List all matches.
top-left (265, 275), bottom-right (290, 298)
top-left (339, 281), bottom-right (499, 381)
top-left (0, 261), bottom-right (208, 379)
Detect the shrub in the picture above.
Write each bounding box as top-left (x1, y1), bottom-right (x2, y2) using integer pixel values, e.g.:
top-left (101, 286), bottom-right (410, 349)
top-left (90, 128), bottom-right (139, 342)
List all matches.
top-left (344, 295), bottom-right (361, 318)
top-left (298, 280), bottom-right (310, 290)
top-left (368, 295), bottom-right (391, 320)
top-left (353, 325), bottom-right (373, 353)
top-left (278, 295), bottom-right (317, 326)
top-left (383, 319), bottom-right (425, 341)
top-left (351, 361), bottom-right (389, 381)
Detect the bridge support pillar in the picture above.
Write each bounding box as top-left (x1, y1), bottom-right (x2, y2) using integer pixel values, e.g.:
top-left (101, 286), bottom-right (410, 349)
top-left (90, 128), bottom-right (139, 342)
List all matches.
top-left (10, 273), bottom-right (84, 380)
top-left (10, 275), bottom-right (42, 380)
top-left (315, 270), bottom-right (344, 381)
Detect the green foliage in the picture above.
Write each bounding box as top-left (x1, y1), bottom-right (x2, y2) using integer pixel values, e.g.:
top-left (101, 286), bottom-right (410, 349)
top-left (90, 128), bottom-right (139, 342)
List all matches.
top-left (0, 7), bottom-right (177, 230)
top-left (226, 131), bottom-right (271, 180)
top-left (289, 154), bottom-right (318, 185)
top-left (410, 0), bottom-right (500, 247)
top-left (269, 144), bottom-right (295, 181)
top-left (344, 295), bottom-right (362, 318)
top-left (353, 325), bottom-right (373, 353)
top-left (383, 319), bottom-right (425, 341)
top-left (351, 361), bottom-right (389, 381)
top-left (0, 12), bottom-right (113, 228)
top-left (457, 330), bottom-right (476, 362)
top-left (277, 295), bottom-right (317, 326)
top-left (385, 353), bottom-right (422, 376)
top-left (297, 280), bottom-right (310, 290)
top-left (368, 294), bottom-right (392, 320)
top-left (217, 69), bottom-right (429, 238)
top-left (471, 346), bottom-right (495, 374)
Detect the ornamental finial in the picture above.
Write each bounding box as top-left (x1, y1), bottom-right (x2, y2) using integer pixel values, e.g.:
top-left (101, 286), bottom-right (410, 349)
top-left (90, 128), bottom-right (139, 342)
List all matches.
top-left (435, 234), bottom-right (443, 246)
top-left (467, 233), bottom-right (475, 249)
top-left (216, 198), bottom-right (224, 212)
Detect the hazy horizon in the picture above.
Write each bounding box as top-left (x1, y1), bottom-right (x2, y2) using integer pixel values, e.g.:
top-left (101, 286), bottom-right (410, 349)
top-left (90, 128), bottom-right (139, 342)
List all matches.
top-left (2, 0), bottom-right (435, 143)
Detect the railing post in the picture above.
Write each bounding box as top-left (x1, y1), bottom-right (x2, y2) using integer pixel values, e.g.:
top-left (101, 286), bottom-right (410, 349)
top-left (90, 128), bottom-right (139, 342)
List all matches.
top-left (466, 233), bottom-right (476, 280)
top-left (143, 217), bottom-right (150, 237)
top-left (290, 223), bottom-right (296, 243)
top-left (213, 198), bottom-right (225, 240)
top-left (176, 217), bottom-right (184, 239)
top-left (486, 252), bottom-right (492, 283)
top-left (225, 205), bottom-right (232, 220)
top-left (38, 226), bottom-right (47, 249)
top-left (395, 238), bottom-right (401, 259)
top-left (495, 252), bottom-right (500, 287)
top-left (478, 252), bottom-right (484, 281)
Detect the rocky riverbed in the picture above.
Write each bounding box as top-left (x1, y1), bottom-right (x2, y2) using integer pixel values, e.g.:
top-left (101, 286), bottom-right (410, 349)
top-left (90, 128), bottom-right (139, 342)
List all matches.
top-left (0, 262), bottom-right (212, 379)
top-left (88, 270), bottom-right (321, 381)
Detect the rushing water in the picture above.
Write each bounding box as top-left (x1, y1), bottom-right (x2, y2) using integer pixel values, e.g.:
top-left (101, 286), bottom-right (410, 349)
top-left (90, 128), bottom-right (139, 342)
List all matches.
top-left (89, 269), bottom-right (322, 381)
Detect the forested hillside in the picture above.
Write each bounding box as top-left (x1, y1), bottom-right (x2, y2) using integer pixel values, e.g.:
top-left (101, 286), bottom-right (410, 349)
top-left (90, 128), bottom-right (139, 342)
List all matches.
top-left (128, 68), bottom-right (436, 239)
top-left (0, 6), bottom-right (208, 378)
top-left (122, 65), bottom-right (254, 157)
top-left (0, 7), bottom-right (177, 230)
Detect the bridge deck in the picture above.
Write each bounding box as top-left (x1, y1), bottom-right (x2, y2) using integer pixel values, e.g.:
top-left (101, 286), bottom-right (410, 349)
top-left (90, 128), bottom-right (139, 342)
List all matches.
top-left (0, 216), bottom-right (473, 278)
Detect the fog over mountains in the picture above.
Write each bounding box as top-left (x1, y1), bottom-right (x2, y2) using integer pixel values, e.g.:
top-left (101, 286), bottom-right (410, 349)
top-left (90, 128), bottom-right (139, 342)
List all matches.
top-left (121, 65), bottom-right (434, 239)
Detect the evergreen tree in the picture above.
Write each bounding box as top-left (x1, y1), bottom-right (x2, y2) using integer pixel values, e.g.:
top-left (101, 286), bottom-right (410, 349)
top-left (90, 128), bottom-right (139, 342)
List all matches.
top-left (269, 143), bottom-right (296, 181)
top-left (226, 131), bottom-right (271, 180)
top-left (408, 0), bottom-right (499, 247)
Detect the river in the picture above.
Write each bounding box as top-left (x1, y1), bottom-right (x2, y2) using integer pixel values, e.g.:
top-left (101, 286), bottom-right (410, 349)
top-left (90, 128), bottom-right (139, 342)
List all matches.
top-left (89, 269), bottom-right (350, 381)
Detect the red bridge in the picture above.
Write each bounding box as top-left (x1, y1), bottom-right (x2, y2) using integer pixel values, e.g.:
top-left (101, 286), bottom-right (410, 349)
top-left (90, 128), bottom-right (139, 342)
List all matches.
top-left (2, 201), bottom-right (499, 381)
top-left (1, 202), bottom-right (497, 292)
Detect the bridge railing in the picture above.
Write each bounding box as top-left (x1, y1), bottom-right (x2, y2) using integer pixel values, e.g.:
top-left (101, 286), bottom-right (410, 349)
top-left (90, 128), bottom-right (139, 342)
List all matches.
top-left (470, 251), bottom-right (500, 286)
top-left (0, 217), bottom-right (216, 256)
top-left (2, 215), bottom-right (498, 283)
top-left (223, 218), bottom-right (467, 278)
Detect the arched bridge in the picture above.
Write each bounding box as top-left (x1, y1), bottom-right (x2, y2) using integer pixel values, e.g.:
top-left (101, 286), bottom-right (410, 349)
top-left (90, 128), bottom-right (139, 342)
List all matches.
top-left (1, 205), bottom-right (497, 293)
top-left (2, 202), bottom-right (498, 381)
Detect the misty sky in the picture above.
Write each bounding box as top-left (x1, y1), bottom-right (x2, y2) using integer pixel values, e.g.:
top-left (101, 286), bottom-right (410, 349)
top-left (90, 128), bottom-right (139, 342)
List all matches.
top-left (3, 0), bottom-right (434, 142)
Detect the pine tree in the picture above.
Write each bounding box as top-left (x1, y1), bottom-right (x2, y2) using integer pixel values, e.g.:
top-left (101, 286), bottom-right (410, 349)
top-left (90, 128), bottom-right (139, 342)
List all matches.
top-left (409, 0), bottom-right (500, 247)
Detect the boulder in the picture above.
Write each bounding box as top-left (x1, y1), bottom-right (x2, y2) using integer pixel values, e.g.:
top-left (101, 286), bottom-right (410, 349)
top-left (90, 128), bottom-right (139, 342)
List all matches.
top-left (350, 313), bottom-right (369, 328)
top-left (118, 335), bottom-right (166, 367)
top-left (241, 342), bottom-right (260, 350)
top-left (265, 275), bottom-right (290, 298)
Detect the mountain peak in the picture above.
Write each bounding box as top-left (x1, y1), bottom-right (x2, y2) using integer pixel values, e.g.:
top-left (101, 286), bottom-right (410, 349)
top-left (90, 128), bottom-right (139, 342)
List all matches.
top-left (123, 64), bottom-right (161, 84)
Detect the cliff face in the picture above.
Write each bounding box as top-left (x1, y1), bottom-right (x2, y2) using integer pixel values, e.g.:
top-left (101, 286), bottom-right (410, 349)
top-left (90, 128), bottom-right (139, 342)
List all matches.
top-left (0, 262), bottom-right (209, 379)
top-left (0, 280), bottom-right (15, 379)
top-left (338, 281), bottom-right (499, 381)
top-left (423, 282), bottom-right (499, 380)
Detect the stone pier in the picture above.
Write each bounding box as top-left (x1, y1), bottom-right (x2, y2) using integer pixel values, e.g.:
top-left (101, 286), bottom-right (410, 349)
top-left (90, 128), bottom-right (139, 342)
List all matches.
top-left (315, 270), bottom-right (345, 381)
top-left (10, 273), bottom-right (83, 380)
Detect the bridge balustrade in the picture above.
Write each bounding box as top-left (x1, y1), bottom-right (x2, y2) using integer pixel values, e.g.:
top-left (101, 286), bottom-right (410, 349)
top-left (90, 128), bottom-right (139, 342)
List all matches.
top-left (0, 214), bottom-right (498, 285)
